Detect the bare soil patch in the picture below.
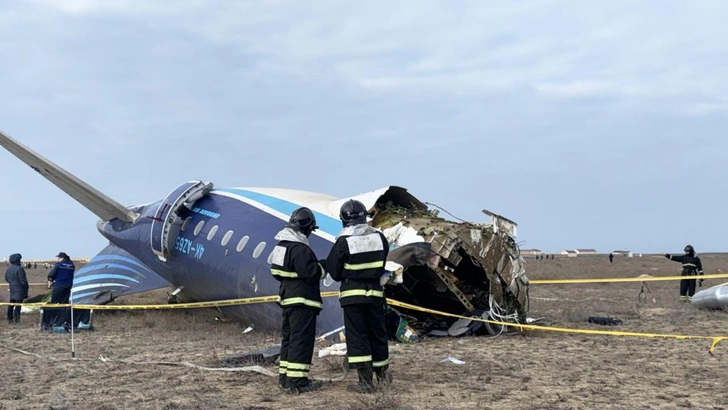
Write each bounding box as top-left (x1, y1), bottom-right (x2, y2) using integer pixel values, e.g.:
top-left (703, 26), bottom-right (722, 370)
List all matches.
top-left (2, 254), bottom-right (728, 409)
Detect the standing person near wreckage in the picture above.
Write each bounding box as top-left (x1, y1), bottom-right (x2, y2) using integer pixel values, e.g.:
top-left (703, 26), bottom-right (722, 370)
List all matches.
top-left (664, 244), bottom-right (704, 301)
top-left (270, 207), bottom-right (325, 394)
top-left (47, 252), bottom-right (75, 303)
top-left (5, 253), bottom-right (28, 324)
top-left (323, 199), bottom-right (392, 393)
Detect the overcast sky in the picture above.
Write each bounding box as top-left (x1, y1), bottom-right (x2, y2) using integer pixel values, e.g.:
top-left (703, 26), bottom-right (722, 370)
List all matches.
top-left (1, 0), bottom-right (726, 260)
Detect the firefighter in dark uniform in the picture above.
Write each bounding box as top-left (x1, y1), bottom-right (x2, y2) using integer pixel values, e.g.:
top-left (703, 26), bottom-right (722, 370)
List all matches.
top-left (664, 244), bottom-right (704, 301)
top-left (270, 207), bottom-right (326, 393)
top-left (323, 199), bottom-right (392, 393)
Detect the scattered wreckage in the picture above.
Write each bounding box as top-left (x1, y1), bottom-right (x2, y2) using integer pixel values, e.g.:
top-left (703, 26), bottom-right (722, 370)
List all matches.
top-left (362, 188), bottom-right (530, 340)
top-left (692, 283), bottom-right (728, 310)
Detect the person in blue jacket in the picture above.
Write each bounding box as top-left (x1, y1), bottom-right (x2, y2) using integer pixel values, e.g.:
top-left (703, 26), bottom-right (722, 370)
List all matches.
top-left (5, 253), bottom-right (28, 323)
top-left (47, 252), bottom-right (75, 303)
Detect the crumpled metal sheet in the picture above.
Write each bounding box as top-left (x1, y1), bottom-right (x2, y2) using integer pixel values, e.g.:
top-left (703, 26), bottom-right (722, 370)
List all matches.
top-left (373, 207), bottom-right (529, 320)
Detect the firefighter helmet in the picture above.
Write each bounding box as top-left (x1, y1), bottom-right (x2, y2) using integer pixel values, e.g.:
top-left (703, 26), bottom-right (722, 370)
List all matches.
top-left (287, 207), bottom-right (318, 237)
top-left (339, 199), bottom-right (368, 227)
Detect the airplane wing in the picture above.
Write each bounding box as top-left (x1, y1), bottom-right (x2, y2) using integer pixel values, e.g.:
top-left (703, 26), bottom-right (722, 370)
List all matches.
top-left (71, 243), bottom-right (171, 304)
top-left (0, 129), bottom-right (137, 223)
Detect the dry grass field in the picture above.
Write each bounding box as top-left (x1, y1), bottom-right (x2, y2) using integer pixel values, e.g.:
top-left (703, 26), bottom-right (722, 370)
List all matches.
top-left (2, 253), bottom-right (728, 410)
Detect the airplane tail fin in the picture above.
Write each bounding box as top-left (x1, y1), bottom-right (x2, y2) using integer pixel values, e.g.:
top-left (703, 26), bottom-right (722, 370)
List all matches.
top-left (0, 130), bottom-right (137, 222)
top-left (71, 242), bottom-right (171, 304)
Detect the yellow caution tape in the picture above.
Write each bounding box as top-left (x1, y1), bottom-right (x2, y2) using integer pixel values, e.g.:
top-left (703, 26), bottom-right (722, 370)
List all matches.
top-left (0, 291), bottom-right (342, 310)
top-left (530, 272), bottom-right (728, 284)
top-left (385, 299), bottom-right (727, 354)
top-left (0, 295), bottom-right (279, 310)
top-left (2, 290), bottom-right (725, 353)
top-left (3, 272), bottom-right (725, 288)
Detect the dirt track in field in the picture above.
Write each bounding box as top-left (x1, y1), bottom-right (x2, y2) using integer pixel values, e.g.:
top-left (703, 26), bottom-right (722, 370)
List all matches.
top-left (2, 253), bottom-right (728, 410)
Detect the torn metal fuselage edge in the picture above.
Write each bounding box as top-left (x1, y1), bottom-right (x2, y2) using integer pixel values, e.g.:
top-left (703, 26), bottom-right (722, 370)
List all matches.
top-left (367, 187), bottom-right (529, 335)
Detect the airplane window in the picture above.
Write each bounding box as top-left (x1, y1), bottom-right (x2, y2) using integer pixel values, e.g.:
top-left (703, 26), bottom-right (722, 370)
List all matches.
top-left (193, 220), bottom-right (205, 235)
top-left (181, 216), bottom-right (191, 231)
top-left (253, 241), bottom-right (266, 259)
top-left (221, 230), bottom-right (233, 246)
top-left (207, 225), bottom-right (219, 240)
top-left (236, 236), bottom-right (249, 252)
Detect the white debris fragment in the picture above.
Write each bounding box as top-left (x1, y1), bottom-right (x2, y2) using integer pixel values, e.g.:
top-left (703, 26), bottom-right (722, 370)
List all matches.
top-left (440, 357), bottom-right (466, 364)
top-left (382, 222), bottom-right (424, 246)
top-left (243, 326), bottom-right (253, 334)
top-left (470, 229), bottom-right (482, 244)
top-left (318, 343), bottom-right (348, 357)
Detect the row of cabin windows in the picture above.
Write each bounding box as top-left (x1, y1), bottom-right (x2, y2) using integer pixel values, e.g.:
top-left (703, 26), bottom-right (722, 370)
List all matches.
top-left (181, 216), bottom-right (266, 258)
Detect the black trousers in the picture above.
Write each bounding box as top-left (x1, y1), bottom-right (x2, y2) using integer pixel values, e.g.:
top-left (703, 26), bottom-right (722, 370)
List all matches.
top-left (280, 306), bottom-right (318, 387)
top-left (7, 299), bottom-right (22, 322)
top-left (343, 303), bottom-right (389, 371)
top-left (680, 274), bottom-right (697, 297)
top-left (51, 285), bottom-right (72, 304)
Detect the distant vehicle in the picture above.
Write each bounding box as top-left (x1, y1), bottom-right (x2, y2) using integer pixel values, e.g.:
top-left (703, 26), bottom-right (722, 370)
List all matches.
top-left (0, 130), bottom-right (529, 337)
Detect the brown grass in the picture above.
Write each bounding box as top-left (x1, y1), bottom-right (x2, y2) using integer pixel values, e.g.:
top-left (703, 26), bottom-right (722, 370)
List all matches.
top-left (2, 254), bottom-right (728, 409)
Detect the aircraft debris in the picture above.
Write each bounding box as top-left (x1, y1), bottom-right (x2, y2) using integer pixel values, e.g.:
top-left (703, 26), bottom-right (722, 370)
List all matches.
top-left (440, 357), bottom-right (466, 365)
top-left (221, 344), bottom-right (281, 367)
top-left (692, 283), bottom-right (728, 310)
top-left (587, 316), bottom-right (623, 326)
top-left (368, 188), bottom-right (529, 338)
top-left (317, 343), bottom-right (347, 358)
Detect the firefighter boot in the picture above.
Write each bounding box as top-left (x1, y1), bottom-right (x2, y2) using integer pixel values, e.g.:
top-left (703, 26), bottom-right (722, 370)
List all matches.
top-left (347, 367), bottom-right (376, 393)
top-left (375, 365), bottom-right (393, 387)
top-left (278, 374), bottom-right (287, 389)
top-left (285, 378), bottom-right (323, 394)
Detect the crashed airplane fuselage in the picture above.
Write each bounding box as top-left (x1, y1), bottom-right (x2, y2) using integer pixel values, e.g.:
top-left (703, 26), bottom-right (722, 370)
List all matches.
top-left (0, 131), bottom-right (529, 338)
top-left (371, 190), bottom-right (529, 335)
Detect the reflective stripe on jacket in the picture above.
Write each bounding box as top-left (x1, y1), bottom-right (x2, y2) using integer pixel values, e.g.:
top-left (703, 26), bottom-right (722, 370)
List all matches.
top-left (270, 230), bottom-right (324, 310)
top-left (324, 225), bottom-right (389, 306)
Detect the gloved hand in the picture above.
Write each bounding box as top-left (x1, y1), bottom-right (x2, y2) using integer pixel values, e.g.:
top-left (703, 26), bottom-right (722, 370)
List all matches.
top-left (699, 279), bottom-right (704, 287)
top-left (380, 271), bottom-right (392, 287)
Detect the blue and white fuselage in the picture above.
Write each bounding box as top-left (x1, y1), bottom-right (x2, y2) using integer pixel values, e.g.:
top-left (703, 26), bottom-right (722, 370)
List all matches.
top-left (0, 129), bottom-right (528, 340)
top-left (86, 186), bottom-right (350, 336)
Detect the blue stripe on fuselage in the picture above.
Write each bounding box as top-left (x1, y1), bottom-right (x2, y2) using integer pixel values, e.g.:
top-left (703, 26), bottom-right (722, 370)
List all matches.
top-left (75, 263), bottom-right (144, 277)
top-left (217, 188), bottom-right (341, 237)
top-left (73, 274), bottom-right (141, 285)
top-left (83, 254), bottom-right (152, 273)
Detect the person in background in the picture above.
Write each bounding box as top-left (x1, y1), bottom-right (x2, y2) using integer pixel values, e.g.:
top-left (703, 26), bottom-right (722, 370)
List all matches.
top-left (5, 253), bottom-right (28, 324)
top-left (48, 252), bottom-right (75, 303)
top-left (664, 244), bottom-right (704, 302)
